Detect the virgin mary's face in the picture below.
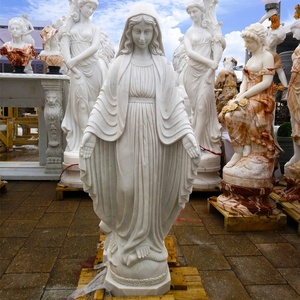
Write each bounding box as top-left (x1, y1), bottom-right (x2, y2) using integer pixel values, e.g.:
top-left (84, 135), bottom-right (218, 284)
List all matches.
top-left (132, 20), bottom-right (153, 51)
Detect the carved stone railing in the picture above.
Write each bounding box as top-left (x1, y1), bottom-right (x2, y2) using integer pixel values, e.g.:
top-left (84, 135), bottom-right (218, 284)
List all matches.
top-left (0, 73), bottom-right (69, 180)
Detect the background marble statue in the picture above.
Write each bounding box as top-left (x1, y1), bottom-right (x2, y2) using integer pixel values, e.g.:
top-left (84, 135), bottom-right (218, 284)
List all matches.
top-left (39, 18), bottom-right (65, 71)
top-left (215, 56), bottom-right (238, 114)
top-left (21, 14), bottom-right (35, 73)
top-left (180, 0), bottom-right (225, 190)
top-left (60, 0), bottom-right (111, 152)
top-left (280, 19), bottom-right (300, 200)
top-left (58, 0), bottom-right (114, 187)
top-left (79, 2), bottom-right (199, 296)
top-left (218, 23), bottom-right (277, 215)
top-left (183, 0), bottom-right (223, 156)
top-left (0, 17), bottom-right (36, 72)
top-left (286, 20), bottom-right (300, 168)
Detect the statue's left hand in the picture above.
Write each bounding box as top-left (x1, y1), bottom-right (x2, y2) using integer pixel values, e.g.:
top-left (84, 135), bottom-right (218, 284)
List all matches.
top-left (80, 132), bottom-right (96, 159)
top-left (66, 57), bottom-right (79, 70)
top-left (182, 133), bottom-right (200, 159)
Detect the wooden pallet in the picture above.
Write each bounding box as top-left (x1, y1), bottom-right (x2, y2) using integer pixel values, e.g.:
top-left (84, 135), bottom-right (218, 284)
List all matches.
top-left (270, 184), bottom-right (300, 236)
top-left (55, 184), bottom-right (85, 200)
top-left (0, 180), bottom-right (7, 194)
top-left (75, 235), bottom-right (208, 300)
top-left (279, 201), bottom-right (300, 236)
top-left (208, 196), bottom-right (287, 231)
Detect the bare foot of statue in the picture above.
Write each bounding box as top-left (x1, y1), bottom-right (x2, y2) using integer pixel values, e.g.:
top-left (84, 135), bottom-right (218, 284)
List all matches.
top-left (126, 245), bottom-right (151, 266)
top-left (243, 145), bottom-right (251, 157)
top-left (226, 152), bottom-right (242, 168)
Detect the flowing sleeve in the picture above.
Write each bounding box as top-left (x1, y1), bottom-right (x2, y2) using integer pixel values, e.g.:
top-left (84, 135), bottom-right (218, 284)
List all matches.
top-left (154, 56), bottom-right (195, 145)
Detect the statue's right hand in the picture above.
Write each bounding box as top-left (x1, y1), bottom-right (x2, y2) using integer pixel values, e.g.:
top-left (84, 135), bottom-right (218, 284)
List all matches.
top-left (80, 132), bottom-right (96, 158)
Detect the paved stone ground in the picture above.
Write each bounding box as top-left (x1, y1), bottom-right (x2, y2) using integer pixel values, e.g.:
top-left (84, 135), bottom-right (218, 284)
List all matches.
top-left (0, 180), bottom-right (299, 300)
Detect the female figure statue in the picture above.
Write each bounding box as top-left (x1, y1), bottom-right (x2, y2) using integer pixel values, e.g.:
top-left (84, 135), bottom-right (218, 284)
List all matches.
top-left (280, 20), bottom-right (300, 200)
top-left (21, 14), bottom-right (35, 46)
top-left (218, 23), bottom-right (276, 215)
top-left (79, 2), bottom-right (199, 296)
top-left (0, 17), bottom-right (36, 72)
top-left (60, 0), bottom-right (108, 153)
top-left (183, 0), bottom-right (223, 156)
top-left (286, 20), bottom-right (300, 167)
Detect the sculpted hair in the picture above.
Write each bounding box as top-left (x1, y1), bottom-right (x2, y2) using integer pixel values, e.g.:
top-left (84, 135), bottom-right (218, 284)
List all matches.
top-left (78, 0), bottom-right (99, 8)
top-left (186, 0), bottom-right (205, 14)
top-left (242, 23), bottom-right (269, 51)
top-left (118, 14), bottom-right (164, 56)
top-left (8, 17), bottom-right (27, 34)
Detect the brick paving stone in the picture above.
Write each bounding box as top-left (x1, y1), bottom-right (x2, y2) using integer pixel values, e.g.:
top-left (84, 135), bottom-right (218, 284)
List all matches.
top-left (256, 243), bottom-right (300, 268)
top-left (0, 260), bottom-right (10, 277)
top-left (0, 219), bottom-right (38, 238)
top-left (246, 231), bottom-right (287, 244)
top-left (174, 210), bottom-right (204, 226)
top-left (6, 247), bottom-right (60, 273)
top-left (0, 211), bottom-right (11, 226)
top-left (246, 284), bottom-right (300, 300)
top-left (173, 225), bottom-right (215, 245)
top-left (227, 256), bottom-right (286, 285)
top-left (68, 219), bottom-right (100, 237)
top-left (46, 200), bottom-right (80, 213)
top-left (41, 289), bottom-right (75, 300)
top-left (36, 212), bottom-right (74, 228)
top-left (0, 237), bottom-right (26, 259)
top-left (181, 244), bottom-right (231, 270)
top-left (278, 268), bottom-right (300, 295)
top-left (74, 206), bottom-right (99, 220)
top-left (59, 235), bottom-right (99, 259)
top-left (201, 216), bottom-right (230, 235)
top-left (24, 227), bottom-right (68, 248)
top-left (280, 233), bottom-right (300, 250)
top-left (213, 234), bottom-right (261, 256)
top-left (46, 258), bottom-right (86, 289)
top-left (200, 270), bottom-right (251, 300)
top-left (0, 273), bottom-right (49, 289)
top-left (1, 180), bottom-right (300, 299)
top-left (8, 205), bottom-right (47, 220)
top-left (21, 195), bottom-right (54, 207)
top-left (0, 287), bottom-right (43, 300)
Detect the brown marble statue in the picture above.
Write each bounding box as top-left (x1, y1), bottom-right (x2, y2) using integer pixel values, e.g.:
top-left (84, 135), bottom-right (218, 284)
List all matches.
top-left (0, 17), bottom-right (36, 72)
top-left (215, 56), bottom-right (238, 114)
top-left (281, 19), bottom-right (300, 201)
top-left (217, 23), bottom-right (278, 215)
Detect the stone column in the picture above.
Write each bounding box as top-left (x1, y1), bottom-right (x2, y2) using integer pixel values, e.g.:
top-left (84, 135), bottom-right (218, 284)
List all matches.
top-left (41, 79), bottom-right (64, 174)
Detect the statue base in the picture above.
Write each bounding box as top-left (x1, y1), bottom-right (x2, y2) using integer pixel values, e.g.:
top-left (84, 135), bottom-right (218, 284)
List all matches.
top-left (13, 66), bottom-right (25, 73)
top-left (193, 153), bottom-right (221, 191)
top-left (217, 180), bottom-right (275, 216)
top-left (47, 66), bottom-right (62, 75)
top-left (280, 161), bottom-right (300, 201)
top-left (60, 151), bottom-right (83, 188)
top-left (105, 265), bottom-right (171, 297)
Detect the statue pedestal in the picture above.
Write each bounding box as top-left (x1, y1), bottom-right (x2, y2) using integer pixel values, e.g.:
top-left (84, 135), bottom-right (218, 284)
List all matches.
top-left (105, 266), bottom-right (171, 297)
top-left (60, 151), bottom-right (83, 188)
top-left (217, 180), bottom-right (275, 216)
top-left (193, 153), bottom-right (221, 191)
